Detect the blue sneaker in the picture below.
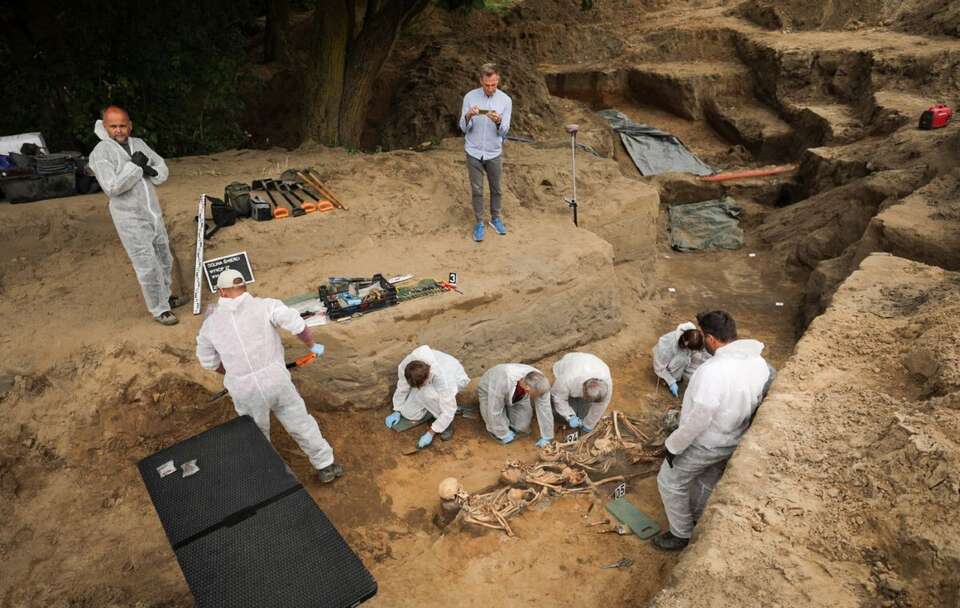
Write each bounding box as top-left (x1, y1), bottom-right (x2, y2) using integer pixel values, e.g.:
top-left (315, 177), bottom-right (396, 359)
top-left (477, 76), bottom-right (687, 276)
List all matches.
top-left (473, 222), bottom-right (485, 242)
top-left (489, 217), bottom-right (507, 235)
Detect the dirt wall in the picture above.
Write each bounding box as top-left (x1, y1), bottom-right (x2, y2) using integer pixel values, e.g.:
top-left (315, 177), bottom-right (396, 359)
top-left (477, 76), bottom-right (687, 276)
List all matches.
top-left (648, 253), bottom-right (960, 608)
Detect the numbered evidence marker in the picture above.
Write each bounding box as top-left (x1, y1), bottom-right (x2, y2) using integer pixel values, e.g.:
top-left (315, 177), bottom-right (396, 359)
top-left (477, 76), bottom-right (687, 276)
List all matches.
top-left (613, 482), bottom-right (627, 499)
top-left (565, 431), bottom-right (580, 443)
top-left (448, 272), bottom-right (458, 286)
top-left (203, 251), bottom-right (256, 293)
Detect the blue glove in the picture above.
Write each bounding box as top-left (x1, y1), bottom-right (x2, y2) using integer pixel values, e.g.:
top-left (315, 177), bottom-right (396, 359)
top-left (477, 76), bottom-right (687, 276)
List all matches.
top-left (668, 382), bottom-right (679, 398)
top-left (567, 415), bottom-right (582, 429)
top-left (498, 430), bottom-right (516, 445)
top-left (535, 437), bottom-right (551, 448)
top-left (385, 411), bottom-right (401, 429)
top-left (417, 431), bottom-right (434, 449)
top-left (310, 343), bottom-right (326, 357)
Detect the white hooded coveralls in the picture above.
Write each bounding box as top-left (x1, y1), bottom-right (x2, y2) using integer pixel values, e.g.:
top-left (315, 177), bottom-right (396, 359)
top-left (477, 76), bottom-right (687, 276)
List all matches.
top-left (652, 321), bottom-right (710, 385)
top-left (477, 364), bottom-right (552, 441)
top-left (89, 120), bottom-right (174, 317)
top-left (196, 292), bottom-right (334, 470)
top-left (392, 345), bottom-right (469, 434)
top-left (550, 352), bottom-right (613, 434)
top-left (657, 339), bottom-right (771, 538)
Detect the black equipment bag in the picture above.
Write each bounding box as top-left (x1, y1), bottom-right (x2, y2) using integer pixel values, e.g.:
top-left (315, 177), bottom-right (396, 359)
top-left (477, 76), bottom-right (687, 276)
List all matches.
top-left (224, 182), bottom-right (252, 217)
top-left (137, 416), bottom-right (378, 608)
top-left (1, 171), bottom-right (76, 203)
top-left (208, 196), bottom-right (237, 227)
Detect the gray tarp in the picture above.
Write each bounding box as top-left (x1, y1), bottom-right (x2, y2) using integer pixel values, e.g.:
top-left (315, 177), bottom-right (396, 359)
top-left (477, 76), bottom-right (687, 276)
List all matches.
top-left (597, 110), bottom-right (713, 176)
top-left (668, 197), bottom-right (744, 252)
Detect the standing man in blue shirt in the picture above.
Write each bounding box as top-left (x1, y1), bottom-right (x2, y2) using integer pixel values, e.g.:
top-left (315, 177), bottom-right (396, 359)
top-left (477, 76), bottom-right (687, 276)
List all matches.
top-left (459, 63), bottom-right (512, 242)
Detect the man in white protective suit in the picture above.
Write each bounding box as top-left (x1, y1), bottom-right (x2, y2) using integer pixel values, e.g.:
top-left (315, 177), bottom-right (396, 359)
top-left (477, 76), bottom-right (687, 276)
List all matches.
top-left (550, 352), bottom-right (613, 435)
top-left (89, 105), bottom-right (185, 325)
top-left (653, 310), bottom-right (773, 550)
top-left (196, 270), bottom-right (343, 484)
top-left (385, 345), bottom-right (470, 450)
top-left (477, 364), bottom-right (552, 446)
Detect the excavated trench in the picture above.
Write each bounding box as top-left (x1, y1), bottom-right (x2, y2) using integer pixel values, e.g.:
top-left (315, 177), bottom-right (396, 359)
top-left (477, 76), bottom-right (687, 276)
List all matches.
top-left (5, 3), bottom-right (960, 606)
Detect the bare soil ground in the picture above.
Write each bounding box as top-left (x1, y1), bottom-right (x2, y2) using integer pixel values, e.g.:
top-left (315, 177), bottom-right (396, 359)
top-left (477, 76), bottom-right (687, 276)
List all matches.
top-left (2, 0), bottom-right (960, 606)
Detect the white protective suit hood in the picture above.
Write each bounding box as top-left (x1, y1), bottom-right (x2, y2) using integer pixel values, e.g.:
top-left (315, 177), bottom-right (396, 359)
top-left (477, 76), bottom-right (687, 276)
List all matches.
top-left (94, 119), bottom-right (111, 142)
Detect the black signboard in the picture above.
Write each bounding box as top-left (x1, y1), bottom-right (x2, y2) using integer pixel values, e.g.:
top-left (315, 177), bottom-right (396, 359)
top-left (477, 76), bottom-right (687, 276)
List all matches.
top-left (203, 251), bottom-right (255, 293)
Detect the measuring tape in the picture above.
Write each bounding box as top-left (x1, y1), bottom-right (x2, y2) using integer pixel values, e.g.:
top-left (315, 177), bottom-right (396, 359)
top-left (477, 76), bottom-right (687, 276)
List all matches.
top-left (192, 193), bottom-right (206, 315)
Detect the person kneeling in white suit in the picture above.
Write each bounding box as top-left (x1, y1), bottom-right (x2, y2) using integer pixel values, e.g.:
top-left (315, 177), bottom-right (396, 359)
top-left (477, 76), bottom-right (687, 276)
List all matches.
top-left (385, 345), bottom-right (470, 449)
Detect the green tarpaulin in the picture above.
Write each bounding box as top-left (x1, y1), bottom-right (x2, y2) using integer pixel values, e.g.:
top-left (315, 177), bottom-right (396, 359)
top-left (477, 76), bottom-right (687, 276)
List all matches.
top-left (668, 197), bottom-right (744, 252)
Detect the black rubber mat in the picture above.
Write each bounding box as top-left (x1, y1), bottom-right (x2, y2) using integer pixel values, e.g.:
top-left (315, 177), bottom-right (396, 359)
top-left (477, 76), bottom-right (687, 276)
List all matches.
top-left (138, 416), bottom-right (299, 547)
top-left (176, 488), bottom-right (378, 608)
top-left (138, 416), bottom-right (377, 607)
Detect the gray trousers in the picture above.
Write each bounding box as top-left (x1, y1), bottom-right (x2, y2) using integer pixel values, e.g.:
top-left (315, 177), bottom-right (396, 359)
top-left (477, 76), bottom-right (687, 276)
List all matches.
top-left (467, 153), bottom-right (502, 223)
top-left (657, 443), bottom-right (733, 538)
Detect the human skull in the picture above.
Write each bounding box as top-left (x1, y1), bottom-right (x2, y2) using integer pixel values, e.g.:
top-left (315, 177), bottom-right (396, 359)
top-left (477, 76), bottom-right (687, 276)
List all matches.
top-left (438, 477), bottom-right (461, 501)
top-left (500, 465), bottom-right (524, 485)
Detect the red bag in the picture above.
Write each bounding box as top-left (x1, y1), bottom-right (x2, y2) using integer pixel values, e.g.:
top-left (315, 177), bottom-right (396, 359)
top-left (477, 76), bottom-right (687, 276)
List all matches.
top-left (919, 104), bottom-right (953, 130)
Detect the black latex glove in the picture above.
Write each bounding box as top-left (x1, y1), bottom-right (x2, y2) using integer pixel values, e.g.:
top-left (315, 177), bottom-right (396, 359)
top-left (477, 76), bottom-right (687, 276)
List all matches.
top-left (665, 448), bottom-right (677, 468)
top-left (141, 164), bottom-right (158, 178)
top-left (131, 151), bottom-right (150, 168)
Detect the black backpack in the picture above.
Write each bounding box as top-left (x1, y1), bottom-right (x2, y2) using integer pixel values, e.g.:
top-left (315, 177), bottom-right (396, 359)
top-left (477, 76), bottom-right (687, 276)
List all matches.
top-left (224, 182), bottom-right (252, 217)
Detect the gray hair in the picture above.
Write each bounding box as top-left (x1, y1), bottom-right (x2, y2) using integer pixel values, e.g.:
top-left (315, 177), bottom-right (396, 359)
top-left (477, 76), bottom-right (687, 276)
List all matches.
top-left (479, 63), bottom-right (499, 78)
top-left (583, 378), bottom-right (608, 403)
top-left (523, 371), bottom-right (550, 396)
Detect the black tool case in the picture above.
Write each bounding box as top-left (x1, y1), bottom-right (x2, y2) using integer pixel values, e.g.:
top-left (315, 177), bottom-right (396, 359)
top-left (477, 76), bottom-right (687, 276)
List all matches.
top-left (318, 273), bottom-right (398, 320)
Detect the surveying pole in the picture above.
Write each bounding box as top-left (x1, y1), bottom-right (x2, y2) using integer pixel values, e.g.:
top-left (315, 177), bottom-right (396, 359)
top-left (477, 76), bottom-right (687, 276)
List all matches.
top-left (565, 124), bottom-right (579, 226)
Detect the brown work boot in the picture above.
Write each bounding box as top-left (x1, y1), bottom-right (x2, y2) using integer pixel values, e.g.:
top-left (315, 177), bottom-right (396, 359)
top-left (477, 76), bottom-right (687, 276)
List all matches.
top-left (317, 462), bottom-right (344, 484)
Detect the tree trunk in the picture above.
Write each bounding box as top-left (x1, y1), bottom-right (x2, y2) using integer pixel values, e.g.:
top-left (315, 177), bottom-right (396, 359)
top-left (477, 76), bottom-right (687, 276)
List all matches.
top-left (302, 0), bottom-right (428, 148)
top-left (264, 0), bottom-right (290, 63)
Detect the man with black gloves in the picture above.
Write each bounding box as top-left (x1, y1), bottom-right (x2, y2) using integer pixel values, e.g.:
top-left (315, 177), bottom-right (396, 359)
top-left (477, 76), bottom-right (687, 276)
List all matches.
top-left (653, 310), bottom-right (772, 551)
top-left (89, 105), bottom-right (186, 325)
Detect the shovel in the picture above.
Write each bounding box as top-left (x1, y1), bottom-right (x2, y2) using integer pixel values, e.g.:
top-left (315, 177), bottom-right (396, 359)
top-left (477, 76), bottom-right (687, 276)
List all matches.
top-left (252, 178), bottom-right (289, 219)
top-left (207, 352), bottom-right (316, 403)
top-left (271, 181), bottom-right (305, 217)
top-left (281, 180), bottom-right (317, 213)
top-left (300, 169), bottom-right (347, 210)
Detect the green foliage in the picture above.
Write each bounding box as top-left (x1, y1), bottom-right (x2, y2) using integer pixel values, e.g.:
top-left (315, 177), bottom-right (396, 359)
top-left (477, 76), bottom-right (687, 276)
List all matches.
top-left (0, 1), bottom-right (259, 157)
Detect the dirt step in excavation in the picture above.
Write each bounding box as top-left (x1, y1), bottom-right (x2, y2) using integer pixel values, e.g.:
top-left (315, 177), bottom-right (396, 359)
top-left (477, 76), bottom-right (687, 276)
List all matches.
top-left (543, 61), bottom-right (754, 121)
top-left (704, 97), bottom-right (798, 161)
